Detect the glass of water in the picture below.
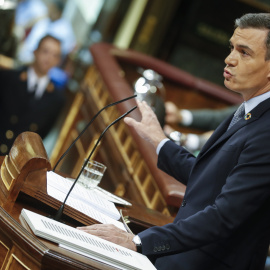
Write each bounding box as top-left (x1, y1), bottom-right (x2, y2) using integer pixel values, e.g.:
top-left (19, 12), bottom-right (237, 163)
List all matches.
top-left (78, 160), bottom-right (107, 189)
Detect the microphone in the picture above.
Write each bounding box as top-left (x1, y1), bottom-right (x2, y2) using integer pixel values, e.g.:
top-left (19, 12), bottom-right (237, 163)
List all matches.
top-left (52, 94), bottom-right (137, 172)
top-left (50, 105), bottom-right (137, 222)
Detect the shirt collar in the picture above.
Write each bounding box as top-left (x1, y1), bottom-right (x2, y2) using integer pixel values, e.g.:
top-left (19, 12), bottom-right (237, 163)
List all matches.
top-left (244, 91), bottom-right (270, 114)
top-left (27, 67), bottom-right (50, 98)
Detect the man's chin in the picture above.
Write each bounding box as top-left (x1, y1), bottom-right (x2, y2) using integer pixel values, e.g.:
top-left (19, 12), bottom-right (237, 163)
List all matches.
top-left (224, 80), bottom-right (238, 93)
top-left (224, 79), bottom-right (231, 89)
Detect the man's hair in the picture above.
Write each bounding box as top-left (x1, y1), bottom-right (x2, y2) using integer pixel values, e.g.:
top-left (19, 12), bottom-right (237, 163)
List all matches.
top-left (235, 13), bottom-right (270, 60)
top-left (36, 34), bottom-right (61, 50)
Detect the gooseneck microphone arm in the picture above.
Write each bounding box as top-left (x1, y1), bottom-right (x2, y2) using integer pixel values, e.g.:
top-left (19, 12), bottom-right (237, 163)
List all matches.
top-left (52, 95), bottom-right (137, 172)
top-left (51, 105), bottom-right (137, 222)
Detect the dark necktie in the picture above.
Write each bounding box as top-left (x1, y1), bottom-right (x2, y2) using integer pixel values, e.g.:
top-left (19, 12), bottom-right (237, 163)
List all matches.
top-left (227, 103), bottom-right (245, 130)
top-left (32, 82), bottom-right (38, 92)
top-left (29, 83), bottom-right (38, 98)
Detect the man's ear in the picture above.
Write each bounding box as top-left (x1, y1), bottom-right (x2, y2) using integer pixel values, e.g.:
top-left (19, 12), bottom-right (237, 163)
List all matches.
top-left (267, 61), bottom-right (270, 80)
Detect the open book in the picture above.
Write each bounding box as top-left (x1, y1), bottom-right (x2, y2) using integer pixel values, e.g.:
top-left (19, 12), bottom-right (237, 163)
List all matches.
top-left (20, 209), bottom-right (156, 270)
top-left (47, 171), bottom-right (127, 231)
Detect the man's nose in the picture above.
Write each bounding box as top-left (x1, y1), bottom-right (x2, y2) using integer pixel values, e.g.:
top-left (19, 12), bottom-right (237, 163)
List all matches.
top-left (225, 51), bottom-right (238, 66)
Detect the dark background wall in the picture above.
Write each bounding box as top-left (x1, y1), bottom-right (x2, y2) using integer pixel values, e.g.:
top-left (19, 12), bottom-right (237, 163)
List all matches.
top-left (128, 0), bottom-right (270, 86)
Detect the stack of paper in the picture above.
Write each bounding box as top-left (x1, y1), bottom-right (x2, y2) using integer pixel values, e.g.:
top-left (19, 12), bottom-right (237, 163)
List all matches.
top-left (21, 209), bottom-right (156, 270)
top-left (47, 171), bottom-right (126, 231)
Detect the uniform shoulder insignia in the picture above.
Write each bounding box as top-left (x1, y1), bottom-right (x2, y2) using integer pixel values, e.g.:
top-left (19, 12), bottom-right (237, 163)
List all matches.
top-left (20, 71), bottom-right (27, 81)
top-left (47, 82), bottom-right (55, 93)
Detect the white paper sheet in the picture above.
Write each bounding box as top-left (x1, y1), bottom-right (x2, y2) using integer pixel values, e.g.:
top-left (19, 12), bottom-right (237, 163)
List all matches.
top-left (47, 171), bottom-right (126, 231)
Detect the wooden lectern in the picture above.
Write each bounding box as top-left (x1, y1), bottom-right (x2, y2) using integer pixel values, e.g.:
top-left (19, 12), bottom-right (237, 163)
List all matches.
top-left (0, 132), bottom-right (173, 269)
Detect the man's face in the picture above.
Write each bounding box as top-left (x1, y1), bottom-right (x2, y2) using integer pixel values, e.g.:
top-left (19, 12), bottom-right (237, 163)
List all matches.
top-left (224, 27), bottom-right (270, 100)
top-left (33, 37), bottom-right (61, 75)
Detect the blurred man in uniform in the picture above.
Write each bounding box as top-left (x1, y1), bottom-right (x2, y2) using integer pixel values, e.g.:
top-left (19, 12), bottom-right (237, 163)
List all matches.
top-left (0, 35), bottom-right (65, 155)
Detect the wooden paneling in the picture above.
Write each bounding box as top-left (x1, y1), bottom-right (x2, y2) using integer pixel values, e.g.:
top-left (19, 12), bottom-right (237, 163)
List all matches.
top-left (4, 245), bottom-right (40, 270)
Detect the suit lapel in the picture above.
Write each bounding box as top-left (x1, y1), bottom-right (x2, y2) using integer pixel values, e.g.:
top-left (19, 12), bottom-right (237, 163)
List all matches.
top-left (197, 115), bottom-right (233, 160)
top-left (197, 97), bottom-right (270, 161)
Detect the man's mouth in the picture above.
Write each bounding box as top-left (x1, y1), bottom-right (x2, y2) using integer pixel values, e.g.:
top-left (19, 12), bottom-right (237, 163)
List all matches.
top-left (223, 69), bottom-right (233, 79)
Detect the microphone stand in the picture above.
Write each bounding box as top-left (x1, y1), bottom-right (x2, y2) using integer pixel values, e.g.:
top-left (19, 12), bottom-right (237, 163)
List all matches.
top-left (51, 105), bottom-right (137, 222)
top-left (52, 94), bottom-right (137, 172)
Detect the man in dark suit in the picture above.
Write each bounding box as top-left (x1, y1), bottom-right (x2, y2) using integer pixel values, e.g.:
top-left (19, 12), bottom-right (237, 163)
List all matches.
top-left (0, 34), bottom-right (65, 155)
top-left (78, 13), bottom-right (270, 270)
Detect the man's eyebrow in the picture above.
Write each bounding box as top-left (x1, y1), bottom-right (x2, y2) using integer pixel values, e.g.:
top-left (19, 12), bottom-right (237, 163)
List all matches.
top-left (229, 40), bottom-right (254, 54)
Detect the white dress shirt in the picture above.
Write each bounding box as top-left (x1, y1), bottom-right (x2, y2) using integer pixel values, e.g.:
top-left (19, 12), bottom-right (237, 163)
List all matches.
top-left (27, 67), bottom-right (50, 99)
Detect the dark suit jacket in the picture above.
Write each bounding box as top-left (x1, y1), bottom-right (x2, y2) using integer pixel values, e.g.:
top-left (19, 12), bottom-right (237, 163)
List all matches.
top-left (139, 97), bottom-right (270, 270)
top-left (0, 67), bottom-right (65, 155)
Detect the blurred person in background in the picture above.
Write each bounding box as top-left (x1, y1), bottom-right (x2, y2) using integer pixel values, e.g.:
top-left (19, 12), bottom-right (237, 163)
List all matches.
top-left (165, 101), bottom-right (238, 131)
top-left (14, 0), bottom-right (48, 43)
top-left (164, 101), bottom-right (239, 153)
top-left (0, 35), bottom-right (66, 155)
top-left (17, 0), bottom-right (76, 64)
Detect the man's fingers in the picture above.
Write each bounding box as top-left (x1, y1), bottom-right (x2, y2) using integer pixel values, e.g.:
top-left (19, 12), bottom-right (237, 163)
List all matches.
top-left (77, 224), bottom-right (136, 251)
top-left (123, 116), bottom-right (137, 127)
top-left (77, 224), bottom-right (114, 235)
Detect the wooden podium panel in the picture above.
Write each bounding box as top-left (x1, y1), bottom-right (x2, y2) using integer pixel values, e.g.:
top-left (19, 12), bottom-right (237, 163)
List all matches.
top-left (0, 201), bottom-right (120, 270)
top-left (51, 43), bottom-right (242, 216)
